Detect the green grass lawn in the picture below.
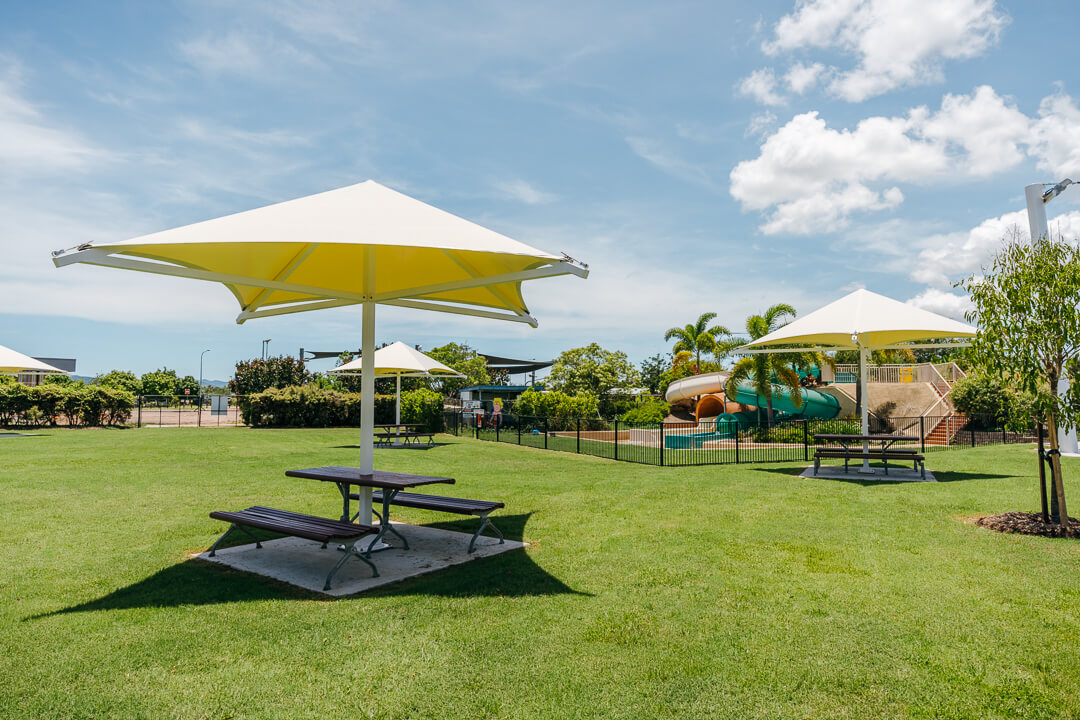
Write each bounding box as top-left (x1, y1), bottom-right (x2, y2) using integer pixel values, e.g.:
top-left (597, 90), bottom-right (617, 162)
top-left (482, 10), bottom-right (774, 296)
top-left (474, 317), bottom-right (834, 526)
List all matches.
top-left (2, 428), bottom-right (1079, 719)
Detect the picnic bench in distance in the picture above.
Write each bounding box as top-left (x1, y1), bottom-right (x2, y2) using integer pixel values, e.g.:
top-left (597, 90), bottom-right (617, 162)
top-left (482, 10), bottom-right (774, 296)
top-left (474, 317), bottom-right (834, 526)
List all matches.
top-left (374, 423), bottom-right (436, 446)
top-left (813, 433), bottom-right (925, 479)
top-left (207, 506), bottom-right (379, 590)
top-left (351, 490), bottom-right (506, 553)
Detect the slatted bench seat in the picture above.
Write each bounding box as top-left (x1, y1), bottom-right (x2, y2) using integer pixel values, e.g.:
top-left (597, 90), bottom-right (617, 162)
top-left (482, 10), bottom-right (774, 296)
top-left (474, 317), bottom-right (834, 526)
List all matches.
top-left (351, 490), bottom-right (505, 553)
top-left (376, 431), bottom-right (436, 446)
top-left (814, 449), bottom-right (925, 478)
top-left (207, 506), bottom-right (379, 590)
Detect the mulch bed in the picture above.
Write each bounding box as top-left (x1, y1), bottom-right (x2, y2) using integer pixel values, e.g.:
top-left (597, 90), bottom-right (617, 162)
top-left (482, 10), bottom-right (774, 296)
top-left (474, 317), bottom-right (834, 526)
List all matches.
top-left (976, 511), bottom-right (1080, 539)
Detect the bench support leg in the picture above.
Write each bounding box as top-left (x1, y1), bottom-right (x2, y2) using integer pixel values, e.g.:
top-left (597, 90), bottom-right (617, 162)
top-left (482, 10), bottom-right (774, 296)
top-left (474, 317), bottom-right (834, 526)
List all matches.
top-left (468, 513), bottom-right (505, 554)
top-left (365, 489), bottom-right (410, 556)
top-left (324, 540), bottom-right (379, 590)
top-left (208, 524), bottom-right (262, 557)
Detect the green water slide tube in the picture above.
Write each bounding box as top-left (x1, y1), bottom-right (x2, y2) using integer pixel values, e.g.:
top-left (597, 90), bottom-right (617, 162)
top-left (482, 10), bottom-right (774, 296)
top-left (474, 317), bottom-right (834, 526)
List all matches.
top-left (731, 381), bottom-right (840, 419)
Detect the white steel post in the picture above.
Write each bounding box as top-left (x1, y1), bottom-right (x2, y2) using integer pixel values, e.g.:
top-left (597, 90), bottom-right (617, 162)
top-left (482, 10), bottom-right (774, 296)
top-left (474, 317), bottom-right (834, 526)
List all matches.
top-left (859, 341), bottom-right (873, 473)
top-left (356, 300), bottom-right (375, 524)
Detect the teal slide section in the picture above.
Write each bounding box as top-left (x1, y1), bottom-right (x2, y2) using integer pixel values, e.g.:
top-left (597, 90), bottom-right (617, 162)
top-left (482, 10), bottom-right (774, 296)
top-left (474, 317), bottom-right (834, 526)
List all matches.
top-left (731, 381), bottom-right (840, 419)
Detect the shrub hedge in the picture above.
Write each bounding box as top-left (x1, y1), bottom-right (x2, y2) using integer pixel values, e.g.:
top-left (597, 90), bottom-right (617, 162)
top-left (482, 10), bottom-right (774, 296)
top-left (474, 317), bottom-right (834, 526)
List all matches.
top-left (0, 383), bottom-right (135, 427)
top-left (241, 386), bottom-right (445, 430)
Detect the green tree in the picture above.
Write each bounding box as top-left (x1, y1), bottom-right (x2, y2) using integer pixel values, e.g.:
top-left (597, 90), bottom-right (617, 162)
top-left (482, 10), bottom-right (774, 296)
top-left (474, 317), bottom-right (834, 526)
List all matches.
top-left (177, 375), bottom-right (200, 398)
top-left (229, 356), bottom-right (312, 395)
top-left (425, 343), bottom-right (491, 397)
top-left (725, 303), bottom-right (803, 424)
top-left (639, 353), bottom-right (670, 394)
top-left (548, 343), bottom-right (640, 400)
top-left (93, 370), bottom-right (142, 395)
top-left (663, 312), bottom-right (732, 374)
top-left (140, 368), bottom-right (180, 397)
top-left (960, 235), bottom-right (1080, 529)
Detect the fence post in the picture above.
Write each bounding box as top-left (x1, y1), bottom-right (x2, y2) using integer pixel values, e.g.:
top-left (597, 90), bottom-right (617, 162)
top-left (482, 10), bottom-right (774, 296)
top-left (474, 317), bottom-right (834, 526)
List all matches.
top-left (920, 416), bottom-right (925, 453)
top-left (197, 394), bottom-right (203, 427)
top-left (137, 396), bottom-right (142, 428)
top-left (614, 418), bottom-right (619, 461)
top-left (734, 423), bottom-right (740, 464)
top-left (1037, 422), bottom-right (1050, 523)
top-left (660, 421), bottom-right (665, 467)
top-left (475, 413), bottom-right (479, 441)
top-left (576, 418), bottom-right (581, 454)
top-left (518, 416), bottom-right (522, 446)
top-left (971, 426), bottom-right (975, 448)
top-left (496, 417), bottom-right (500, 443)
top-left (1002, 424), bottom-right (1007, 445)
top-left (544, 417), bottom-right (549, 449)
top-left (802, 420), bottom-right (808, 462)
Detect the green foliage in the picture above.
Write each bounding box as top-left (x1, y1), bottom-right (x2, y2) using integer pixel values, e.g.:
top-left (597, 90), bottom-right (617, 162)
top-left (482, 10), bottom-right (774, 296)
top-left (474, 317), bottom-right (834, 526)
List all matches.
top-left (548, 344), bottom-right (639, 411)
top-left (0, 383), bottom-right (133, 427)
top-left (242, 386), bottom-right (395, 427)
top-left (514, 388), bottom-right (600, 430)
top-left (639, 353), bottom-right (669, 394)
top-left (400, 388), bottom-right (445, 431)
top-left (663, 312), bottom-right (734, 372)
top-left (93, 370), bottom-right (142, 395)
top-left (950, 373), bottom-right (1034, 429)
top-left (619, 397), bottom-right (670, 424)
top-left (140, 368), bottom-right (180, 397)
top-left (229, 356), bottom-right (312, 396)
top-left (425, 343), bottom-right (491, 396)
top-left (177, 375), bottom-right (200, 397)
top-left (43, 373), bottom-right (76, 386)
top-left (726, 303), bottom-right (803, 424)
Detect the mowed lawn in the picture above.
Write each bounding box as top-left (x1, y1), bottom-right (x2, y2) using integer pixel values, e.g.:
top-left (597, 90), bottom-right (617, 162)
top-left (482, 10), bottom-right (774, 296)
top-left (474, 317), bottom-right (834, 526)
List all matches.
top-left (2, 429), bottom-right (1079, 720)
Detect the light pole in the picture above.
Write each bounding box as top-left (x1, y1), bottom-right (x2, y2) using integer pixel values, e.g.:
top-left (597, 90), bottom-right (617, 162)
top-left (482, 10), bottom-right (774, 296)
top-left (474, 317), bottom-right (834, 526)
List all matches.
top-left (262, 339), bottom-right (271, 360)
top-left (1025, 179), bottom-right (1078, 456)
top-left (199, 349), bottom-right (211, 391)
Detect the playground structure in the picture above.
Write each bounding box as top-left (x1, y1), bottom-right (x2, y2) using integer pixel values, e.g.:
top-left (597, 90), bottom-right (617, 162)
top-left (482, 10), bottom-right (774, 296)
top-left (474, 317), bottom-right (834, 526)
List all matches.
top-left (662, 362), bottom-right (968, 449)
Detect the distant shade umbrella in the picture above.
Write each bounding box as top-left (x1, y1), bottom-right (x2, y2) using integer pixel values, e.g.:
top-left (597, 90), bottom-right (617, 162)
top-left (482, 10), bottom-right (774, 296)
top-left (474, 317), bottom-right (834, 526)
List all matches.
top-left (0, 344), bottom-right (66, 375)
top-left (53, 180), bottom-right (587, 520)
top-left (329, 341), bottom-right (465, 429)
top-left (737, 289), bottom-right (976, 472)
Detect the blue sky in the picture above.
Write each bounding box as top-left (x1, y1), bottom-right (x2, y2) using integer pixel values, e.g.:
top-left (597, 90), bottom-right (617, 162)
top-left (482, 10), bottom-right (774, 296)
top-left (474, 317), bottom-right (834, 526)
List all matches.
top-left (3, 0), bottom-right (1080, 382)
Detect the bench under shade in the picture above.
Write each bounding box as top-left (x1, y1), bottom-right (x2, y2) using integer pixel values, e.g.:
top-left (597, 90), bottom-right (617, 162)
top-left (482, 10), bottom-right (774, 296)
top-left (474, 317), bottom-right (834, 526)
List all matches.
top-left (207, 506), bottom-right (379, 590)
top-left (351, 490), bottom-right (506, 553)
top-left (813, 450), bottom-right (925, 479)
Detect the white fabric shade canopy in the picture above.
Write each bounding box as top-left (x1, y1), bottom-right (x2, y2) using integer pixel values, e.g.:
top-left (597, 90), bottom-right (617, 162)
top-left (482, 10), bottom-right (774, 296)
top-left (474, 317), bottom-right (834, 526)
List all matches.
top-left (53, 180), bottom-right (587, 521)
top-left (739, 289), bottom-right (977, 472)
top-left (328, 341), bottom-right (464, 426)
top-left (0, 344), bottom-right (66, 374)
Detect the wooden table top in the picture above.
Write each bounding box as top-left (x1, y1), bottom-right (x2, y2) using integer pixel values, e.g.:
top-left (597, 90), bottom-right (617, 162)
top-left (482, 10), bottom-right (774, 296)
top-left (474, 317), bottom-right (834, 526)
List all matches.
top-left (373, 423), bottom-right (425, 429)
top-left (285, 466), bottom-right (455, 489)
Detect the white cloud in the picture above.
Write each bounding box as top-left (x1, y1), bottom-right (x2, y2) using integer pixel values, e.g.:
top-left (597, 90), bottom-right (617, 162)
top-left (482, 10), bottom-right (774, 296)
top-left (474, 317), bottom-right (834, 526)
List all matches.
top-left (626, 136), bottom-right (716, 189)
top-left (730, 86), bottom-right (1054, 234)
top-left (911, 209), bottom-right (1080, 288)
top-left (763, 0), bottom-right (1008, 102)
top-left (0, 62), bottom-right (107, 174)
top-left (906, 288), bottom-right (971, 321)
top-left (492, 179), bottom-right (557, 205)
top-left (785, 61), bottom-right (826, 94)
top-left (745, 111), bottom-right (777, 139)
top-left (179, 30), bottom-right (320, 76)
top-left (1031, 90), bottom-right (1080, 177)
top-left (737, 68), bottom-right (785, 107)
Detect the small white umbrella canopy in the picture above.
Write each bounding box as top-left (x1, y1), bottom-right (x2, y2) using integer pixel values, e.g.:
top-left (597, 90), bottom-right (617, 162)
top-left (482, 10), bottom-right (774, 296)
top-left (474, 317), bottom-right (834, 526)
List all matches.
top-left (53, 180), bottom-right (587, 521)
top-left (0, 344), bottom-right (66, 374)
top-left (739, 289), bottom-right (976, 471)
top-left (328, 341), bottom-right (464, 426)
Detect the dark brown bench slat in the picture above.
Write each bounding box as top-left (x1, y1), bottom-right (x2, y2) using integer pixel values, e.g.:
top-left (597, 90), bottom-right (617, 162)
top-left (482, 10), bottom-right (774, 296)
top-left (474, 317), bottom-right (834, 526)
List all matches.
top-left (816, 450), bottom-right (924, 461)
top-left (350, 490), bottom-right (506, 553)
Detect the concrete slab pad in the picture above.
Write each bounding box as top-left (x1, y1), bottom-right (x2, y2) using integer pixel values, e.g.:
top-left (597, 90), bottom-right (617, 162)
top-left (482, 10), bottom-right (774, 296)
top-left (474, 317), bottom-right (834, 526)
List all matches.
top-left (196, 522), bottom-right (525, 597)
top-left (800, 465), bottom-right (936, 482)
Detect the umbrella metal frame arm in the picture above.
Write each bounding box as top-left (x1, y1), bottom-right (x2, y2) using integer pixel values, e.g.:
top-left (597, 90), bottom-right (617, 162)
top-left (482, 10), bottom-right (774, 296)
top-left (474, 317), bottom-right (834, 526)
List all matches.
top-left (52, 247), bottom-right (588, 327)
top-left (735, 342), bottom-right (972, 355)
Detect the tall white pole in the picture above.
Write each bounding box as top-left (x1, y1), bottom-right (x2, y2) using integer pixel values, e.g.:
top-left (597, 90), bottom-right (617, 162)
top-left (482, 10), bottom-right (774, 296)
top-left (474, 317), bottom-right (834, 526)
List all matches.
top-left (859, 342), bottom-right (873, 473)
top-left (395, 373), bottom-right (401, 425)
top-left (1025, 182), bottom-right (1080, 455)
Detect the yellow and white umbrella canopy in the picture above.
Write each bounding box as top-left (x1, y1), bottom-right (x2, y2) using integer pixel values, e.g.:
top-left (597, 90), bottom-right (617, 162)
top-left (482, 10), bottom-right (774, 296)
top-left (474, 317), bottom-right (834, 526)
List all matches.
top-left (739, 289), bottom-right (976, 470)
top-left (0, 344), bottom-right (66, 375)
top-left (329, 341), bottom-right (465, 425)
top-left (53, 180), bottom-right (587, 516)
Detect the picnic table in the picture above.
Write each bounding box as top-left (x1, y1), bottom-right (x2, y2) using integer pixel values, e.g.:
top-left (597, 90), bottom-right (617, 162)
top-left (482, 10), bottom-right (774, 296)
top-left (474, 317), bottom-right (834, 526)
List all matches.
top-left (374, 423), bottom-right (434, 446)
top-left (285, 466), bottom-right (454, 553)
top-left (813, 433), bottom-right (923, 476)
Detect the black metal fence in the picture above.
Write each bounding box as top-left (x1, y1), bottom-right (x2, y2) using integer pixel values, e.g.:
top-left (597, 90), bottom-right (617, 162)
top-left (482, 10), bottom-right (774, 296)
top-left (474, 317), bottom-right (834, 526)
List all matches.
top-left (443, 411), bottom-right (1039, 467)
top-left (134, 395), bottom-right (246, 427)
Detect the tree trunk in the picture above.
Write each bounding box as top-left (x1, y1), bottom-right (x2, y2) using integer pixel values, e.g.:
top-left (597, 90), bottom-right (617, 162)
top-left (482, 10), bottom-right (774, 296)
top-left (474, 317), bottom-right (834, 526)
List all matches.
top-left (1046, 411), bottom-right (1070, 529)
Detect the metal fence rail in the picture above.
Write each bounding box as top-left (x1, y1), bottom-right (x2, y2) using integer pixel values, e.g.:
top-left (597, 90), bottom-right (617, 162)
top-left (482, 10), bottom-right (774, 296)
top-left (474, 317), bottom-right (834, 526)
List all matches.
top-left (445, 411), bottom-right (1039, 467)
top-left (135, 395), bottom-right (246, 427)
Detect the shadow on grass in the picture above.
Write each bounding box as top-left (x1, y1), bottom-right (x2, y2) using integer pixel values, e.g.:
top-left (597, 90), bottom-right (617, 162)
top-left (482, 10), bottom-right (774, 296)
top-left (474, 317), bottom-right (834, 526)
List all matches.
top-left (332, 443), bottom-right (452, 451)
top-left (751, 466), bottom-right (1012, 485)
top-left (28, 513), bottom-right (583, 617)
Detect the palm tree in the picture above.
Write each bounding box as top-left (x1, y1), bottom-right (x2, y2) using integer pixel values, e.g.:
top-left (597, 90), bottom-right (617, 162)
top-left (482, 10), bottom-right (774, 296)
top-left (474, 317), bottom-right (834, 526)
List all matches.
top-left (664, 312), bottom-right (732, 374)
top-left (725, 303), bottom-right (803, 424)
